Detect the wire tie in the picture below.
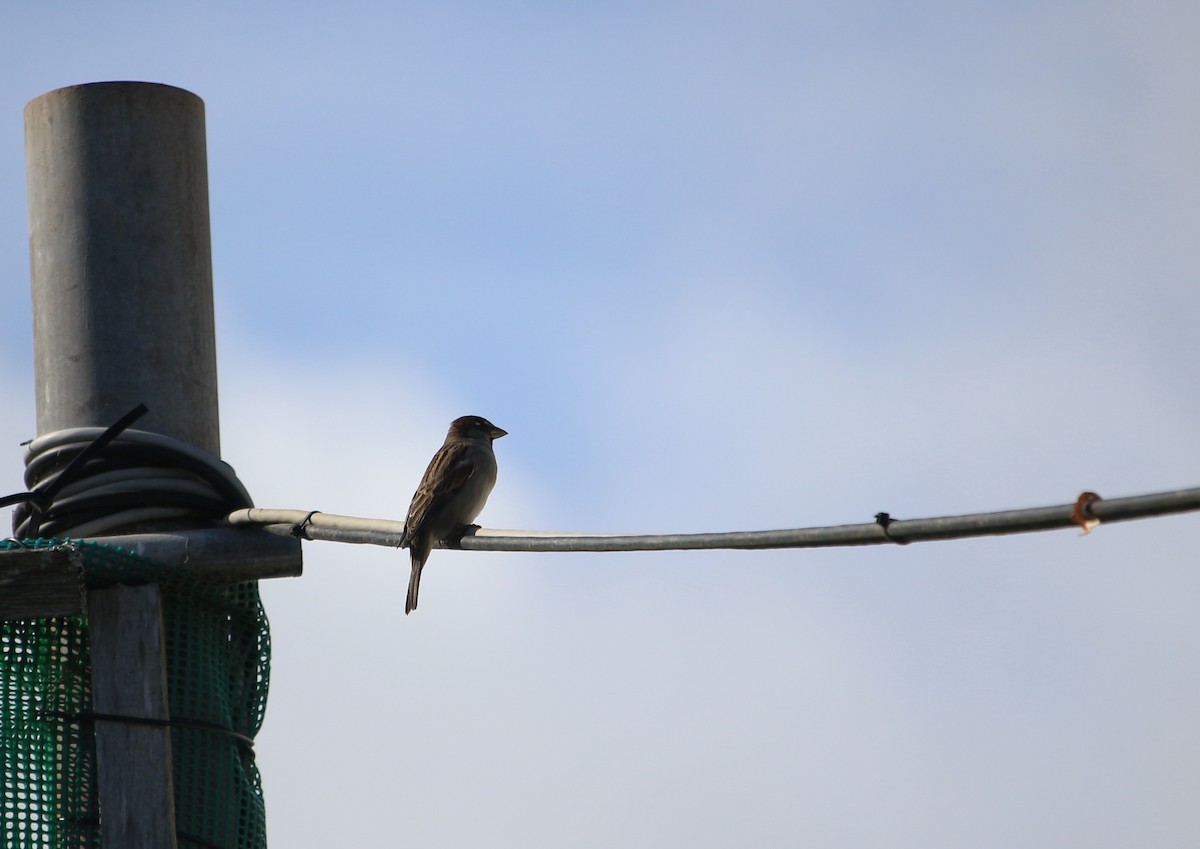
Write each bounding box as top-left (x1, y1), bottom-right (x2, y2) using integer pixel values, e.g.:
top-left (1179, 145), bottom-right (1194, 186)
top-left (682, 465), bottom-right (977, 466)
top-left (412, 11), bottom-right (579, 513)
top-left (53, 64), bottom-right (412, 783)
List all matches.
top-left (291, 510), bottom-right (321, 539)
top-left (44, 709), bottom-right (255, 749)
top-left (874, 512), bottom-right (909, 545)
top-left (0, 490), bottom-right (45, 510)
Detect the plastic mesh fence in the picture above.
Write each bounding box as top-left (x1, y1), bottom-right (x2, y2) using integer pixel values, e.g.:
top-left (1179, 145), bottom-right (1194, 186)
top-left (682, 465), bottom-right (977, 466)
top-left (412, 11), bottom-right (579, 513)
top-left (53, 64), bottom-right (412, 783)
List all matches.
top-left (0, 539), bottom-right (271, 849)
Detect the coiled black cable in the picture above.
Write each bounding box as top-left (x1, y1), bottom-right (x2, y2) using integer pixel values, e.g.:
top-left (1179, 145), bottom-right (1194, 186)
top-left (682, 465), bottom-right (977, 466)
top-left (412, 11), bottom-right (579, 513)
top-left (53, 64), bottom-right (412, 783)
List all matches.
top-left (13, 419), bottom-right (252, 539)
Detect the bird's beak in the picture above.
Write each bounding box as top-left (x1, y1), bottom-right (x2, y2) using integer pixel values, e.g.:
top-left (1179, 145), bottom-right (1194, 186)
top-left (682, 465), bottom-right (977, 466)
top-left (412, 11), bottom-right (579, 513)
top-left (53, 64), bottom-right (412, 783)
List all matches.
top-left (490, 426), bottom-right (508, 440)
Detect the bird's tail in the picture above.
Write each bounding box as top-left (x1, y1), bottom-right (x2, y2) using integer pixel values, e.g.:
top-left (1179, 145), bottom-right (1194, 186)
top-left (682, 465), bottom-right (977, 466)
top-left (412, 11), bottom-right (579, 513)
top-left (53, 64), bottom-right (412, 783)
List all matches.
top-left (405, 558), bottom-right (424, 615)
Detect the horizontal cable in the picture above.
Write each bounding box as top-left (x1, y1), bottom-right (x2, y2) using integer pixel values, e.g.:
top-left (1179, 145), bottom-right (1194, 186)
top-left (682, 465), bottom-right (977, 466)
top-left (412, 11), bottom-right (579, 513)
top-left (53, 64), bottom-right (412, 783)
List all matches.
top-left (226, 486), bottom-right (1200, 552)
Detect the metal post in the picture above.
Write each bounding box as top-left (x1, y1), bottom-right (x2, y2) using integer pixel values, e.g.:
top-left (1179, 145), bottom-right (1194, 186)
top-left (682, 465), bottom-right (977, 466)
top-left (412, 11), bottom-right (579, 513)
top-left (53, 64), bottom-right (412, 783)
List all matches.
top-left (25, 82), bottom-right (219, 451)
top-left (24, 81), bottom-right (220, 849)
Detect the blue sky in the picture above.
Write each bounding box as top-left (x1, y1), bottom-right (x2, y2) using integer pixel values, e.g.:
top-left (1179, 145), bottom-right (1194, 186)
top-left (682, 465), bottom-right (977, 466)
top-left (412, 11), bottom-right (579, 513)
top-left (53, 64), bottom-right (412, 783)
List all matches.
top-left (2, 2), bottom-right (1199, 847)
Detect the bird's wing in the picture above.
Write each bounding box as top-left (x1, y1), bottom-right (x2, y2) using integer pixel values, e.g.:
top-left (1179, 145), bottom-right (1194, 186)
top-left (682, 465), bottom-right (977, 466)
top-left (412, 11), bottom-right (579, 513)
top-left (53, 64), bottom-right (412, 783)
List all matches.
top-left (403, 441), bottom-right (477, 541)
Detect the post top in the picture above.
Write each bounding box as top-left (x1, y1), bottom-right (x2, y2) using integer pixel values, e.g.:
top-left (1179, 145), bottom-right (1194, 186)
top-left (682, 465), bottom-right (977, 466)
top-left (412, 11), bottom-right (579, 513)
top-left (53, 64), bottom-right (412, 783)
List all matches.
top-left (26, 81), bottom-right (202, 113)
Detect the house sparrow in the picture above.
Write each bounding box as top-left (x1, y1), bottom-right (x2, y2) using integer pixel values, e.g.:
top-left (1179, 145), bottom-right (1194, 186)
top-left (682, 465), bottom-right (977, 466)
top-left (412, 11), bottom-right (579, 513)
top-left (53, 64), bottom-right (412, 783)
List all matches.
top-left (401, 415), bottom-right (507, 614)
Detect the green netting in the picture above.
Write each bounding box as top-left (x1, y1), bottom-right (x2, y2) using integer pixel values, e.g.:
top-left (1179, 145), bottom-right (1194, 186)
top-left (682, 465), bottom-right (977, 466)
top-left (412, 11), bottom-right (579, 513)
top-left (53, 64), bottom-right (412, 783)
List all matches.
top-left (1, 539), bottom-right (271, 849)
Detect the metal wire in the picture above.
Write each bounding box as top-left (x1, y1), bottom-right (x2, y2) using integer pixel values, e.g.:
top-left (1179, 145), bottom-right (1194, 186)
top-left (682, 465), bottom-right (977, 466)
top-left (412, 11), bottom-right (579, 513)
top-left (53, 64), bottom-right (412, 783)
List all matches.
top-left (226, 486), bottom-right (1200, 552)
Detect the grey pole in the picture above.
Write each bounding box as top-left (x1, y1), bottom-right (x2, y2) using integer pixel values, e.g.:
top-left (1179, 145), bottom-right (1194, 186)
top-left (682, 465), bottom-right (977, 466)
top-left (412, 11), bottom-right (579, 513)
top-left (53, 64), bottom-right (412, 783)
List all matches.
top-left (26, 81), bottom-right (219, 451)
top-left (24, 81), bottom-right (220, 849)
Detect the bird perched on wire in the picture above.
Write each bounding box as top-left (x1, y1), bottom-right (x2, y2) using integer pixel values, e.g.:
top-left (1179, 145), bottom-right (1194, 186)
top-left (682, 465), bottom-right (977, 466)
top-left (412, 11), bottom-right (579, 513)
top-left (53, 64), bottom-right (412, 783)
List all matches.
top-left (401, 415), bottom-right (507, 614)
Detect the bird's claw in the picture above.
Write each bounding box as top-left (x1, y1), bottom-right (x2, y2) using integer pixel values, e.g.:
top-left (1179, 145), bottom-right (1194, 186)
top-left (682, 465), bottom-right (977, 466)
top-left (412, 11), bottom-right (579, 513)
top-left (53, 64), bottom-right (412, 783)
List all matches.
top-left (446, 524), bottom-right (482, 547)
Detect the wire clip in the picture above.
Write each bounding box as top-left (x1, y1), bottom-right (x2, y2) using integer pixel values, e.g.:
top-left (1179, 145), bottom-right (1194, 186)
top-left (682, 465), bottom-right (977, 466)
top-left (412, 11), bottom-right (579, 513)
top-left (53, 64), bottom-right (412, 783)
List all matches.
top-left (291, 511), bottom-right (321, 539)
top-left (874, 512), bottom-right (909, 545)
top-left (1071, 491), bottom-right (1102, 534)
